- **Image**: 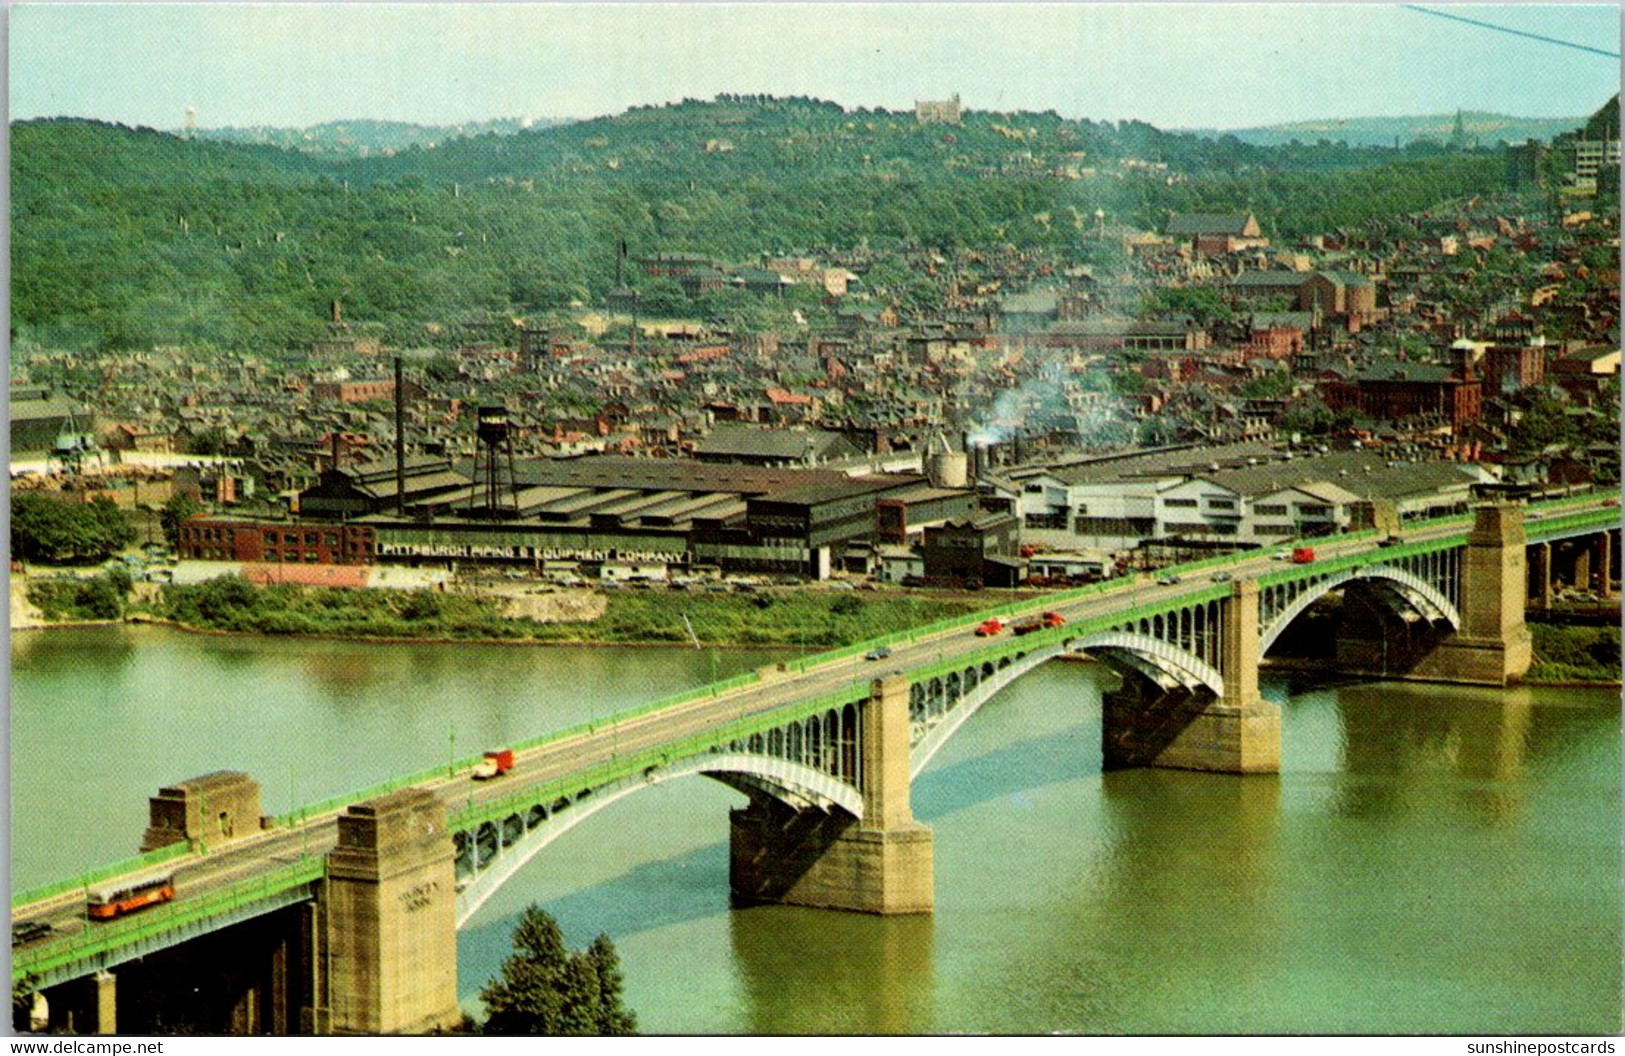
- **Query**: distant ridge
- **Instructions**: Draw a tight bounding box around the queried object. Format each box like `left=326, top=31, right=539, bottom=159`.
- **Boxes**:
left=12, top=97, right=1515, bottom=355
left=190, top=116, right=571, bottom=157
left=1181, top=111, right=1586, bottom=148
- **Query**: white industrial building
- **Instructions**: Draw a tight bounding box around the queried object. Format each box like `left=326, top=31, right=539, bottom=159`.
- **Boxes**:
left=992, top=442, right=1492, bottom=555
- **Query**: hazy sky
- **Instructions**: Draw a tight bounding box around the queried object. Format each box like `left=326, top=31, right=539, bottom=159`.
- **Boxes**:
left=9, top=4, right=1621, bottom=130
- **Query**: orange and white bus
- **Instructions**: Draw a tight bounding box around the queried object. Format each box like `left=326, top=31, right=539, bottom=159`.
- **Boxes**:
left=86, top=873, right=175, bottom=921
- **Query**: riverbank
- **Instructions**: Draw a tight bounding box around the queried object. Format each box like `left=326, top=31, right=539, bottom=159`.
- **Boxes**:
left=22, top=574, right=992, bottom=649
left=17, top=573, right=1620, bottom=684
left=1527, top=619, right=1622, bottom=685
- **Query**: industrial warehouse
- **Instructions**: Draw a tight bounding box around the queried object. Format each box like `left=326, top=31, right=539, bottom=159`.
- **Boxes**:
left=180, top=408, right=981, bottom=580
left=175, top=408, right=1524, bottom=587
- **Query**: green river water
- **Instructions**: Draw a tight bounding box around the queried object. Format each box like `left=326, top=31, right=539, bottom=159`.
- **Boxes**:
left=10, top=626, right=1620, bottom=1034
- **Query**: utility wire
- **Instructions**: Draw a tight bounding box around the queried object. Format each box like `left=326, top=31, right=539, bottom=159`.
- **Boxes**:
left=1404, top=5, right=1621, bottom=59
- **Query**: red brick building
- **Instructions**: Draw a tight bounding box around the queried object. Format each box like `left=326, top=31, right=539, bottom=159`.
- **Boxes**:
left=1243, top=325, right=1305, bottom=361
left=179, top=517, right=375, bottom=565
left=1482, top=343, right=1546, bottom=394
left=1165, top=213, right=1268, bottom=256
left=310, top=377, right=395, bottom=403
left=1339, top=361, right=1483, bottom=433
left=1301, top=271, right=1377, bottom=317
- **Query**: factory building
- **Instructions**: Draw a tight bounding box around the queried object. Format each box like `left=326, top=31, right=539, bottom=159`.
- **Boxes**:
left=283, top=456, right=980, bottom=580
left=297, top=455, right=472, bottom=519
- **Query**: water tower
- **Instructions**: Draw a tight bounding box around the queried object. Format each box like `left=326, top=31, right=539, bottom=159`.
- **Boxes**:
left=466, top=405, right=519, bottom=519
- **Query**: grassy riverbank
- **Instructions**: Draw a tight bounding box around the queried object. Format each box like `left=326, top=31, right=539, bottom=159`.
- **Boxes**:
left=150, top=576, right=990, bottom=647
left=23, top=569, right=131, bottom=622
left=31, top=573, right=1618, bottom=683
left=1527, top=620, right=1622, bottom=685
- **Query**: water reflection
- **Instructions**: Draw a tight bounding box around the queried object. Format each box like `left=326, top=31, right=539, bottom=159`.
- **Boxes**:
left=1330, top=683, right=1546, bottom=824
left=1097, top=772, right=1284, bottom=999
left=11, top=625, right=138, bottom=676
left=912, top=731, right=1086, bottom=821
left=300, top=649, right=387, bottom=702
left=730, top=907, right=934, bottom=1034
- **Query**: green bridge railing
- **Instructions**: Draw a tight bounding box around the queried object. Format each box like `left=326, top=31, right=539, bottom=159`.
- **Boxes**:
left=447, top=680, right=875, bottom=833
left=449, top=579, right=1247, bottom=832
left=1255, top=534, right=1461, bottom=590
left=13, top=857, right=323, bottom=983
left=11, top=840, right=195, bottom=911
left=1527, top=507, right=1619, bottom=541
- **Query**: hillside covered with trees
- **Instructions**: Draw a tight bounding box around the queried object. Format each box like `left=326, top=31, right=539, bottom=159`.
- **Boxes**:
left=193, top=116, right=567, bottom=158
left=13, top=97, right=1510, bottom=353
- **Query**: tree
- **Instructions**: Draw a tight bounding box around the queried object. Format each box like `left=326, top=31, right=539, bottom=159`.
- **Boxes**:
left=10, top=492, right=71, bottom=563
left=1281, top=398, right=1340, bottom=437
left=187, top=426, right=230, bottom=456
left=585, top=934, right=637, bottom=1035
left=636, top=277, right=689, bottom=316
left=1239, top=369, right=1293, bottom=400
left=160, top=493, right=203, bottom=548
left=1510, top=392, right=1581, bottom=455
left=480, top=905, right=636, bottom=1036
left=10, top=492, right=136, bottom=564
left=84, top=496, right=137, bottom=558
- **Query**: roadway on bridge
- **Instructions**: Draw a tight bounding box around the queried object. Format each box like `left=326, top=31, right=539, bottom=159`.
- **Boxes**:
left=14, top=501, right=1609, bottom=961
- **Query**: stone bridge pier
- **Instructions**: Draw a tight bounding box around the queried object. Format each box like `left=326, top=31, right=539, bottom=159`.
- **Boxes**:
left=1102, top=580, right=1281, bottom=775
left=1406, top=504, right=1532, bottom=685
left=315, top=788, right=461, bottom=1034
left=729, top=676, right=934, bottom=914
left=36, top=781, right=465, bottom=1036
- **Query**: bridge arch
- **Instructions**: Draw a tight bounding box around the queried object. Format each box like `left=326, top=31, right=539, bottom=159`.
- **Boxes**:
left=1259, top=564, right=1460, bottom=654
left=1064, top=630, right=1225, bottom=696
left=909, top=625, right=1227, bottom=777
left=454, top=750, right=865, bottom=926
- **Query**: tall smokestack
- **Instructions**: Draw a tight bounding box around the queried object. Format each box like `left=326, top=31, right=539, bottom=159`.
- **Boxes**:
left=394, top=356, right=406, bottom=517
left=331, top=299, right=342, bottom=325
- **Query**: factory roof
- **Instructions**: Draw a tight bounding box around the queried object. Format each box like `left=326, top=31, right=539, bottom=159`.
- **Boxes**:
left=502, top=456, right=850, bottom=496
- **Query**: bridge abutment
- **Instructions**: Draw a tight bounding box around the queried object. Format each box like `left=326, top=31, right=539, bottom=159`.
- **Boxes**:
left=1103, top=581, right=1280, bottom=774
left=320, top=789, right=459, bottom=1035
left=729, top=676, right=933, bottom=914
left=1406, top=504, right=1532, bottom=686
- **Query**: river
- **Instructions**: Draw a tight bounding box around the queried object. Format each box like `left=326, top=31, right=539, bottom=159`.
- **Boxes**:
left=10, top=626, right=1621, bottom=1034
